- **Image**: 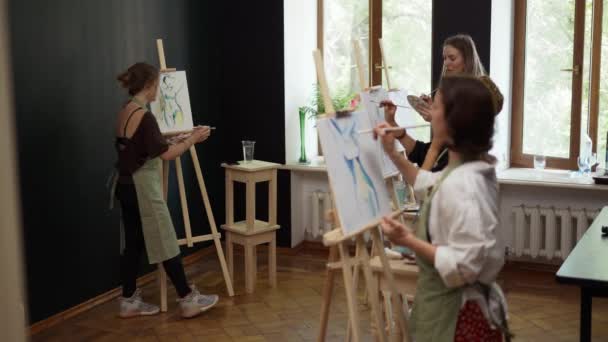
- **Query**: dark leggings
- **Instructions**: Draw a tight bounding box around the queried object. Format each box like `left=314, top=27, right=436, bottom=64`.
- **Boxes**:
left=117, top=183, right=191, bottom=298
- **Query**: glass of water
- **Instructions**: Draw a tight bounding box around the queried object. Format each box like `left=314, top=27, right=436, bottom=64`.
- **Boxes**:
left=533, top=155, right=546, bottom=170
left=242, top=141, right=255, bottom=163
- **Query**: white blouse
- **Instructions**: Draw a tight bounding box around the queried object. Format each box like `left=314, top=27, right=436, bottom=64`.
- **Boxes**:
left=413, top=161, right=505, bottom=319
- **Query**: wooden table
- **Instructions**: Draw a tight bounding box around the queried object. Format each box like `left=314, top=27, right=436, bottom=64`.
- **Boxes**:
left=556, top=206, right=608, bottom=342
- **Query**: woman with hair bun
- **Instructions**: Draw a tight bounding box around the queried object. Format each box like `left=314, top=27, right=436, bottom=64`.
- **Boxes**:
left=375, top=75, right=511, bottom=341
left=113, top=62, right=218, bottom=319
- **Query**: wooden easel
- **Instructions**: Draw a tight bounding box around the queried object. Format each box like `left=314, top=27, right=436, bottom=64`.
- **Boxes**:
left=378, top=38, right=393, bottom=91
left=155, top=39, right=234, bottom=312
left=313, top=49, right=411, bottom=342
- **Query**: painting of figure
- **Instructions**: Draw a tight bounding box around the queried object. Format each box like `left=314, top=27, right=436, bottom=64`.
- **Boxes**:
left=150, top=71, right=194, bottom=134
left=317, top=111, right=393, bottom=236
left=360, top=87, right=404, bottom=177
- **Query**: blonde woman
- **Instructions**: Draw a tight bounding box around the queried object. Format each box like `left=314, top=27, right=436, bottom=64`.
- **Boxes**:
left=383, top=34, right=487, bottom=172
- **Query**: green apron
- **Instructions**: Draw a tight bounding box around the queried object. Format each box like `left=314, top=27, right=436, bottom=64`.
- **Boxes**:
left=410, top=163, right=463, bottom=342
left=130, top=157, right=180, bottom=264
left=109, top=157, right=180, bottom=264
left=108, top=101, right=180, bottom=264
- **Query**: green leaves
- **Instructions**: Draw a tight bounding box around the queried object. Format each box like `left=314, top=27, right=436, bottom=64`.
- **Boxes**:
left=300, top=83, right=357, bottom=119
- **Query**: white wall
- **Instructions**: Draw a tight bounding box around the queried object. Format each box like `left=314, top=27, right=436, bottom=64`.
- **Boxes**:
left=284, top=0, right=318, bottom=163
left=490, top=0, right=514, bottom=170
left=0, top=0, right=27, bottom=339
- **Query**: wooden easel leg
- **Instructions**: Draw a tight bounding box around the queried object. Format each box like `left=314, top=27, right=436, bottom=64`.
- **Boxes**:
left=175, top=157, right=194, bottom=247
left=382, top=291, right=393, bottom=338
left=158, top=264, right=168, bottom=312
left=269, top=233, right=277, bottom=287
left=338, top=241, right=362, bottom=342
left=356, top=235, right=387, bottom=342
left=189, top=148, right=235, bottom=296
left=391, top=294, right=404, bottom=342
left=371, top=229, right=410, bottom=342
left=318, top=246, right=337, bottom=342
left=347, top=243, right=362, bottom=341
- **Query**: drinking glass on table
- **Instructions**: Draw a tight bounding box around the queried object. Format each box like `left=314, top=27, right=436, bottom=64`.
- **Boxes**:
left=533, top=155, right=546, bottom=170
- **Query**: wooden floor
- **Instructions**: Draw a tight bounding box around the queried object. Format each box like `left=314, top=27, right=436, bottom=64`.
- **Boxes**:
left=31, top=246, right=608, bottom=341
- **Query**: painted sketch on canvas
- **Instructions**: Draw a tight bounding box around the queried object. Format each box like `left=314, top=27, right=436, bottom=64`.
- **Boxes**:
left=360, top=86, right=388, bottom=128
left=317, top=111, right=393, bottom=236
left=150, top=71, right=194, bottom=134
left=360, top=87, right=403, bottom=178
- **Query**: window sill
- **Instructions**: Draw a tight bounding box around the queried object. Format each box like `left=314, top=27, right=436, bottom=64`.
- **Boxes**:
left=497, top=168, right=608, bottom=191
left=281, top=157, right=327, bottom=173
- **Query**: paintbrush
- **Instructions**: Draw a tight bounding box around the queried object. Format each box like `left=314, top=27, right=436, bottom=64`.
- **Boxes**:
left=357, top=124, right=430, bottom=134
left=370, top=100, right=411, bottom=109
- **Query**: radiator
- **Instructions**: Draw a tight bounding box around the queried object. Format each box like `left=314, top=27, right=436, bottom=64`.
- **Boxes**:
left=512, top=206, right=599, bottom=261
left=308, top=190, right=333, bottom=238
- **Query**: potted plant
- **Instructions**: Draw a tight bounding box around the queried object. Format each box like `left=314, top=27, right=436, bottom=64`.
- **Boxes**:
left=298, top=84, right=359, bottom=163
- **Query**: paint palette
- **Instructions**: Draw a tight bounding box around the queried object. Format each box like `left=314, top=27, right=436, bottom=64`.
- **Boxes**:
left=406, top=95, right=424, bottom=110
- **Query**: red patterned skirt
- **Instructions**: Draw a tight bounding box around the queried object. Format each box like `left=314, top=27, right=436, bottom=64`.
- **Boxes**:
left=454, top=300, right=503, bottom=342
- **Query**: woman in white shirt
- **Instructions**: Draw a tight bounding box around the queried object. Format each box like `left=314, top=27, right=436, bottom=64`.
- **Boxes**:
left=375, top=75, right=510, bottom=342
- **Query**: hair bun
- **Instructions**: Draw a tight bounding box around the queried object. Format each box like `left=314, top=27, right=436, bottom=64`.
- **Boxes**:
left=117, top=70, right=131, bottom=88
left=116, top=63, right=159, bottom=96
left=478, top=76, right=503, bottom=115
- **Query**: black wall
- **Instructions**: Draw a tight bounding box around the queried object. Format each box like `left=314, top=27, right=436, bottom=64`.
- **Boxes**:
left=9, top=0, right=286, bottom=324
left=431, top=0, right=492, bottom=89
left=214, top=2, right=290, bottom=247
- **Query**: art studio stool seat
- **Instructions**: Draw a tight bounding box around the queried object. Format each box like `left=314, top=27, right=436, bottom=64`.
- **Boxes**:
left=221, top=160, right=281, bottom=294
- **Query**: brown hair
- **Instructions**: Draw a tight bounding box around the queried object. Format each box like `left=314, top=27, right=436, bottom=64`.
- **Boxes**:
left=116, top=62, right=159, bottom=96
left=443, top=34, right=486, bottom=77
left=439, top=75, right=503, bottom=162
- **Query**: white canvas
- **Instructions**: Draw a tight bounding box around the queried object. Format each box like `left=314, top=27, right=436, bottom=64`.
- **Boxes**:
left=317, top=111, right=393, bottom=236
left=388, top=89, right=421, bottom=140
left=360, top=87, right=403, bottom=178
left=150, top=71, right=194, bottom=134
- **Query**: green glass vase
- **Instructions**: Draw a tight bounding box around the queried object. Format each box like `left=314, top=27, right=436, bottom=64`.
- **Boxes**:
left=298, top=108, right=309, bottom=164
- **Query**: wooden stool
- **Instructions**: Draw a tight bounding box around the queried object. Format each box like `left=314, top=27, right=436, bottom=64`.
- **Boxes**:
left=221, top=160, right=281, bottom=293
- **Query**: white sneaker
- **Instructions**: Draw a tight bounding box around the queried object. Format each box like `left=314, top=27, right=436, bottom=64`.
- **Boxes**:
left=119, top=288, right=160, bottom=318
left=177, top=285, right=219, bottom=318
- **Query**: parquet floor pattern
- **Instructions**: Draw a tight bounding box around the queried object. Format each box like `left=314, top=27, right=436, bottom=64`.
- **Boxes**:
left=31, top=247, right=608, bottom=341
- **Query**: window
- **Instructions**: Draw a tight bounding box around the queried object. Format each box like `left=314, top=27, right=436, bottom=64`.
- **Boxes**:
left=319, top=0, right=432, bottom=142
left=322, top=0, right=370, bottom=95
left=511, top=0, right=602, bottom=170
left=596, top=0, right=608, bottom=168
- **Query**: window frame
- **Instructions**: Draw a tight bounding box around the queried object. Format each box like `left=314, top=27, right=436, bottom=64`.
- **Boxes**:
left=317, top=0, right=383, bottom=89
left=510, top=0, right=604, bottom=170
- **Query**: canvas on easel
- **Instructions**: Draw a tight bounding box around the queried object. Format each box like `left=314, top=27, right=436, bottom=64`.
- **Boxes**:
left=317, top=111, right=393, bottom=237
left=359, top=87, right=404, bottom=178
left=314, top=48, right=411, bottom=342
left=150, top=71, right=194, bottom=134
